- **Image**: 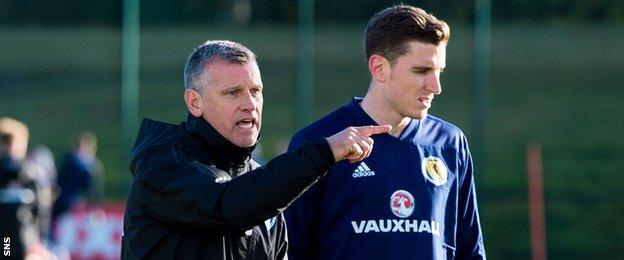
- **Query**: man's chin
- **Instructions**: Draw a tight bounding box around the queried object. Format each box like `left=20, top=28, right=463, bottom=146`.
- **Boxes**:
left=231, top=136, right=258, bottom=148
left=411, top=110, right=428, bottom=120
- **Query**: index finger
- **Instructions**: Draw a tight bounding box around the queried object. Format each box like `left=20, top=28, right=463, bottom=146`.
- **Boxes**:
left=355, top=125, right=392, bottom=136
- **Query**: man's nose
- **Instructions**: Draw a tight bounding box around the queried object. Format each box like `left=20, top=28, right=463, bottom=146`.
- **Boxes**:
left=239, top=91, right=257, bottom=111
left=425, top=73, right=442, bottom=95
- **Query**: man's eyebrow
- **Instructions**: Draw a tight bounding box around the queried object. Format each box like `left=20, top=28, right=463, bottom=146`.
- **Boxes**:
left=221, top=86, right=241, bottom=93
left=220, top=85, right=263, bottom=94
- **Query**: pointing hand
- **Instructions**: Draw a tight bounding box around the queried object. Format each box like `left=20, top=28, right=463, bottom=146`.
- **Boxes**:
left=326, top=125, right=392, bottom=163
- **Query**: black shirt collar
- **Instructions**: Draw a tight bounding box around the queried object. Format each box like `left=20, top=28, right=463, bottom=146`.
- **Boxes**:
left=182, top=114, right=258, bottom=173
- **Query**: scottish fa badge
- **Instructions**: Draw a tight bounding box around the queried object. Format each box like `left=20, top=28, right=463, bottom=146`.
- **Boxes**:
left=421, top=156, right=448, bottom=186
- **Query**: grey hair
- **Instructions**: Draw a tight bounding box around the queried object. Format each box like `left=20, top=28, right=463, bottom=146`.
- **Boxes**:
left=183, top=40, right=256, bottom=93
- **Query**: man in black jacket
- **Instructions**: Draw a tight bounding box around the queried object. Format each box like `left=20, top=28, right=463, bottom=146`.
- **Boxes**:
left=121, top=40, right=390, bottom=259
left=0, top=117, right=40, bottom=259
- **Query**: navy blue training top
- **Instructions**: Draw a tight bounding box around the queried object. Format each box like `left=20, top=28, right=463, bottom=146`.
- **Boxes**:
left=285, top=98, right=486, bottom=260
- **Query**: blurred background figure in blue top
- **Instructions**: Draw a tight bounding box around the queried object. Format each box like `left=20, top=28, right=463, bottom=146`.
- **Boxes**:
left=51, top=131, right=103, bottom=239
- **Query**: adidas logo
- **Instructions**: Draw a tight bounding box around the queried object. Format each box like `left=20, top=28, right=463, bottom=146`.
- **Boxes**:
left=352, top=162, right=375, bottom=178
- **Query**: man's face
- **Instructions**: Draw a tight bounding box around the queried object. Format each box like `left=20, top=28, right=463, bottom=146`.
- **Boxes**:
left=384, top=41, right=446, bottom=119
left=198, top=60, right=263, bottom=147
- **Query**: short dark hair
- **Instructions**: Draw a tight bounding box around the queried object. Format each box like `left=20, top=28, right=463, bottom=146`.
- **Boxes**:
left=184, top=40, right=256, bottom=93
left=364, top=5, right=450, bottom=64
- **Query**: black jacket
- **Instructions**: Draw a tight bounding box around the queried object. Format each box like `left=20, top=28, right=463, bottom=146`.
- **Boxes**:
left=1, top=156, right=39, bottom=260
left=121, top=115, right=334, bottom=260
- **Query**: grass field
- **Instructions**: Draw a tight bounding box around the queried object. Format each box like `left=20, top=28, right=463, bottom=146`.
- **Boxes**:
left=1, top=24, right=623, bottom=259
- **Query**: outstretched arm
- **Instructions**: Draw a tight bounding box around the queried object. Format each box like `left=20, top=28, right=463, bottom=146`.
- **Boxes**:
left=135, top=125, right=390, bottom=233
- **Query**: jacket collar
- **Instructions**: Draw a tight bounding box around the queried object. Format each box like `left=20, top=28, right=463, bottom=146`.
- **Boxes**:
left=182, top=114, right=257, bottom=171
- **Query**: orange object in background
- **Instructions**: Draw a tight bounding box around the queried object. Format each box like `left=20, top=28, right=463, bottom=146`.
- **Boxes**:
left=527, top=143, right=548, bottom=260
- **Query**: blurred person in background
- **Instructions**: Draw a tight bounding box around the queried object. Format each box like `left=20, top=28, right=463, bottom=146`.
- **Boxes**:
left=25, top=145, right=57, bottom=242
left=121, top=40, right=390, bottom=259
left=50, top=131, right=103, bottom=240
left=285, top=5, right=486, bottom=260
left=0, top=117, right=44, bottom=259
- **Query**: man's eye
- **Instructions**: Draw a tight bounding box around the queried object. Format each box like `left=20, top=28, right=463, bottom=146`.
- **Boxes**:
left=226, top=90, right=240, bottom=96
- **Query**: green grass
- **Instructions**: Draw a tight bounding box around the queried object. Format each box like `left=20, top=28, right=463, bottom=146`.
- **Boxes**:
left=1, top=24, right=623, bottom=259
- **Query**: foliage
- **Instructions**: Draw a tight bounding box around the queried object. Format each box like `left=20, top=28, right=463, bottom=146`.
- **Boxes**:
left=1, top=0, right=624, bottom=25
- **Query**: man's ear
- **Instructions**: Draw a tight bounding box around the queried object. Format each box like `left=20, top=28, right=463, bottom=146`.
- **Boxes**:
left=184, top=89, right=203, bottom=117
left=368, top=54, right=391, bottom=83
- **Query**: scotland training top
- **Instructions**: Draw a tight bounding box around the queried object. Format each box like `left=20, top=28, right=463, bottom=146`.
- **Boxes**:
left=285, top=98, right=486, bottom=260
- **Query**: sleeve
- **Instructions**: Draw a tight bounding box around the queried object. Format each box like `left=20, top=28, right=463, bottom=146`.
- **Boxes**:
left=87, top=159, right=104, bottom=207
left=135, top=140, right=335, bottom=234
left=284, top=132, right=327, bottom=260
left=455, top=134, right=487, bottom=259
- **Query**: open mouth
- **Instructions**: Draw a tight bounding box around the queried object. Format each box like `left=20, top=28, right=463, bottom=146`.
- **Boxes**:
left=236, top=118, right=256, bottom=129
left=419, top=98, right=432, bottom=106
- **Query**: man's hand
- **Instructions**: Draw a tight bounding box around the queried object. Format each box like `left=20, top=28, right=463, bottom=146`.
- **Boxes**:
left=326, top=125, right=391, bottom=163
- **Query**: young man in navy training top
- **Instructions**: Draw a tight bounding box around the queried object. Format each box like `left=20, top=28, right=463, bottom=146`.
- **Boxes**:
left=285, top=5, right=486, bottom=260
